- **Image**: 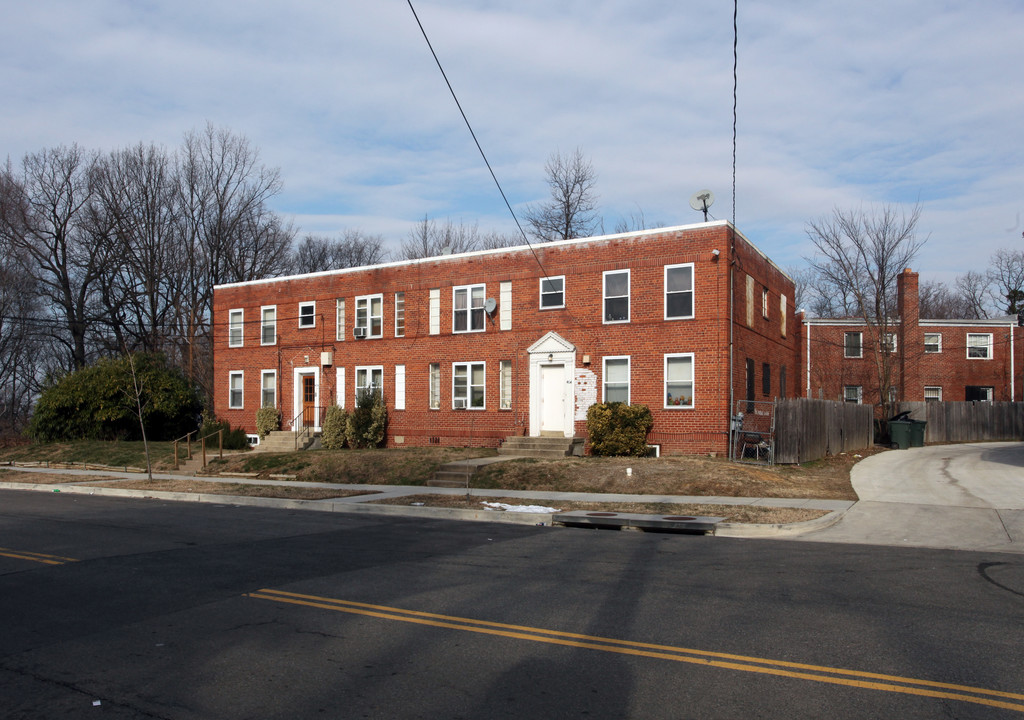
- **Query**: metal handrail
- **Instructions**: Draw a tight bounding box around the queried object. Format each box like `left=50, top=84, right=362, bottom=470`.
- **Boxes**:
left=291, top=407, right=324, bottom=450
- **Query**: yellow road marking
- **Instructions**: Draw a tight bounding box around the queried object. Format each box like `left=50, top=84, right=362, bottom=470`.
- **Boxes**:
left=0, top=547, right=78, bottom=565
left=246, top=588, right=1024, bottom=713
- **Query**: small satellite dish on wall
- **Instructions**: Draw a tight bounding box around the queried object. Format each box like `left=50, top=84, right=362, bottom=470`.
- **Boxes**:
left=484, top=297, right=498, bottom=315
left=689, top=189, right=715, bottom=222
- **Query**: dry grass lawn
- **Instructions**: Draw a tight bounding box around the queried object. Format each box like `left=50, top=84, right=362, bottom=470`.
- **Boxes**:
left=88, top=478, right=375, bottom=500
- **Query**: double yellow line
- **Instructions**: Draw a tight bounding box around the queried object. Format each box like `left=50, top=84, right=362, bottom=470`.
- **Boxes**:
left=0, top=547, right=77, bottom=565
left=246, top=588, right=1024, bottom=713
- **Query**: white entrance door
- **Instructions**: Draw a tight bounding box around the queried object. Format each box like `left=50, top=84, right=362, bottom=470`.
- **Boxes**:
left=540, top=364, right=566, bottom=435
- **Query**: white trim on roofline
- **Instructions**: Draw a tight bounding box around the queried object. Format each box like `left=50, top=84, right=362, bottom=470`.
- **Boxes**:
left=214, top=220, right=776, bottom=290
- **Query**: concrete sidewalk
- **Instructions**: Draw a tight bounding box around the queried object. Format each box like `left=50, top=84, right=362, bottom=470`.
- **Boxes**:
left=791, top=442, right=1024, bottom=554
left=0, top=465, right=852, bottom=537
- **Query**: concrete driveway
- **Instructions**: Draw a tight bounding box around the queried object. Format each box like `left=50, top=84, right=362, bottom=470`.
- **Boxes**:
left=796, top=442, right=1024, bottom=553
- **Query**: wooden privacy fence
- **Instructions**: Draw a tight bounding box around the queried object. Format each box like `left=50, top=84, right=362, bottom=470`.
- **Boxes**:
left=897, top=401, right=1024, bottom=443
left=774, top=398, right=874, bottom=464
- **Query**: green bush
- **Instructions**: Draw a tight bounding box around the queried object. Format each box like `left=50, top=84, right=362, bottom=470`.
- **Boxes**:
left=28, top=353, right=203, bottom=442
left=321, top=405, right=348, bottom=450
left=346, top=388, right=388, bottom=449
left=586, top=402, right=653, bottom=457
left=198, top=413, right=250, bottom=450
left=255, top=406, right=280, bottom=439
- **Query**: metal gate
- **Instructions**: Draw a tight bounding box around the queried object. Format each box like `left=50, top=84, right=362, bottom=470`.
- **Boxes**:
left=730, top=400, right=776, bottom=464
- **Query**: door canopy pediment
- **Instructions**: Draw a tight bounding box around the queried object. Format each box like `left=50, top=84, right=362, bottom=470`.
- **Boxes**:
left=527, top=331, right=575, bottom=355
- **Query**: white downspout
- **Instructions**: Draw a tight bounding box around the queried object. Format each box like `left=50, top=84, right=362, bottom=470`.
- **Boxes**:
left=805, top=319, right=811, bottom=398
left=1011, top=323, right=1016, bottom=401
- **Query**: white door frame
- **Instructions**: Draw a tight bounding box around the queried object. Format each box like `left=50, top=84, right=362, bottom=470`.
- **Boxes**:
left=292, top=366, right=321, bottom=430
left=527, top=332, right=576, bottom=438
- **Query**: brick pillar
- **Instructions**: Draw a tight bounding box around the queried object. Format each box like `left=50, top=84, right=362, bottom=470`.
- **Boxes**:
left=897, top=268, right=921, bottom=401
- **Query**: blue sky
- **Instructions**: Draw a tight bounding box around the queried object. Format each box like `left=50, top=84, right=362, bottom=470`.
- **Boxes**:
left=2, top=1, right=1022, bottom=282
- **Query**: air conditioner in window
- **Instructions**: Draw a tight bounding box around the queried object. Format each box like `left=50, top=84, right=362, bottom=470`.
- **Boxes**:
left=353, top=326, right=366, bottom=339
left=453, top=398, right=468, bottom=409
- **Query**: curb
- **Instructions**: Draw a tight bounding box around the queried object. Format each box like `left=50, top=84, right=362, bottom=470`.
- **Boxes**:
left=715, top=505, right=852, bottom=538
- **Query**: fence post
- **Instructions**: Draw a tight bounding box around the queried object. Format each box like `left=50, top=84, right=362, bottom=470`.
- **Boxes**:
left=218, top=428, right=223, bottom=460
left=173, top=440, right=179, bottom=470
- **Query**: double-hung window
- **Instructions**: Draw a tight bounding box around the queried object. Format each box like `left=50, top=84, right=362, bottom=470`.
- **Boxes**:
left=261, top=370, right=276, bottom=408
left=603, top=357, right=630, bottom=403
left=499, top=360, right=512, bottom=409
left=881, top=333, right=897, bottom=353
left=924, top=332, right=941, bottom=353
left=664, top=264, right=694, bottom=320
left=355, top=366, right=383, bottom=406
left=355, top=294, right=383, bottom=338
left=228, top=309, right=243, bottom=347
left=540, top=276, right=565, bottom=309
left=395, top=292, right=405, bottom=337
left=844, top=386, right=862, bottom=404
left=664, top=354, right=694, bottom=408
left=261, top=306, right=276, bottom=345
left=335, top=299, right=345, bottom=341
left=844, top=332, right=863, bottom=358
left=603, top=270, right=630, bottom=323
left=229, top=371, right=244, bottom=409
left=453, top=362, right=485, bottom=409
left=967, top=333, right=992, bottom=359
left=453, top=284, right=486, bottom=333
left=298, top=301, right=316, bottom=329
left=429, top=363, right=441, bottom=410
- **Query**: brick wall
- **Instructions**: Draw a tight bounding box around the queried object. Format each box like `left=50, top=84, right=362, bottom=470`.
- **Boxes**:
left=212, top=222, right=800, bottom=455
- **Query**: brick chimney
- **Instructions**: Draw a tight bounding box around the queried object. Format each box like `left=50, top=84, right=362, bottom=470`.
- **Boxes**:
left=896, top=268, right=921, bottom=402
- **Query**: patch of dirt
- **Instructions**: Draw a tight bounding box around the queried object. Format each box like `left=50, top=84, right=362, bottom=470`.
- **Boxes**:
left=0, top=470, right=112, bottom=484
left=89, top=478, right=377, bottom=500
left=372, top=494, right=828, bottom=525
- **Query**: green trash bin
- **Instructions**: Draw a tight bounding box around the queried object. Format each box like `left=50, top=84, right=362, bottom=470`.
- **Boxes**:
left=889, top=420, right=911, bottom=450
left=909, top=419, right=927, bottom=447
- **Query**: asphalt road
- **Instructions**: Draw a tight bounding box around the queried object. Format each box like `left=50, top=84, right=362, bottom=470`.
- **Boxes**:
left=2, top=490, right=1023, bottom=719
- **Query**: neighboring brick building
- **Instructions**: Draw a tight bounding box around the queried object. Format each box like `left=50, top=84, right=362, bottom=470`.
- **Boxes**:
left=799, top=268, right=1022, bottom=407
left=211, top=221, right=798, bottom=455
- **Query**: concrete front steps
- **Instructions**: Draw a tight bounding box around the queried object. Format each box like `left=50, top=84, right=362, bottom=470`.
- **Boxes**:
left=497, top=435, right=584, bottom=459
left=255, top=430, right=317, bottom=453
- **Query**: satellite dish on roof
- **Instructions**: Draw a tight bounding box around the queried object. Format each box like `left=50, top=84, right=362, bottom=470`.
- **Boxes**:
left=484, top=297, right=497, bottom=315
left=689, top=189, right=715, bottom=222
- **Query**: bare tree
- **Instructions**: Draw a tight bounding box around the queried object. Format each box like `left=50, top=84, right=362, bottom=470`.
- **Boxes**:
left=613, top=206, right=660, bottom=234
left=0, top=145, right=112, bottom=370
left=478, top=230, right=522, bottom=251
left=987, top=248, right=1024, bottom=315
left=956, top=270, right=992, bottom=319
left=399, top=215, right=480, bottom=259
left=292, top=230, right=387, bottom=274
left=523, top=148, right=600, bottom=242
left=0, top=230, right=43, bottom=433
left=805, top=204, right=926, bottom=414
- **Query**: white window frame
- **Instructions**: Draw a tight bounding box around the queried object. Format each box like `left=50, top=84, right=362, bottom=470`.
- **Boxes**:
left=395, top=292, right=405, bottom=338
left=429, top=289, right=440, bottom=335
left=602, top=356, right=630, bottom=404
left=924, top=332, right=942, bottom=354
left=664, top=353, right=694, bottom=409
left=260, top=306, right=276, bottom=346
left=540, top=276, right=565, bottom=309
left=844, top=385, right=862, bottom=404
left=881, top=333, right=897, bottom=353
left=228, top=309, right=244, bottom=347
left=924, top=386, right=942, bottom=402
left=499, top=360, right=512, bottom=410
left=336, top=366, right=346, bottom=408
left=664, top=263, right=694, bottom=320
left=761, top=287, right=769, bottom=320
left=967, top=333, right=993, bottom=359
left=603, top=270, right=630, bottom=324
left=453, top=284, right=486, bottom=333
left=298, top=301, right=316, bottom=329
left=355, top=366, right=384, bottom=406
left=261, top=370, right=276, bottom=409
left=229, top=371, right=244, bottom=409
left=844, top=331, right=863, bottom=359
left=355, top=294, right=383, bottom=339
left=429, top=363, right=441, bottom=410
left=452, top=361, right=486, bottom=409
left=335, top=298, right=345, bottom=342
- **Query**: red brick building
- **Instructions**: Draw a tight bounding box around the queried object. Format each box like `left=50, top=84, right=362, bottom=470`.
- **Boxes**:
left=212, top=222, right=798, bottom=455
left=799, top=268, right=1022, bottom=407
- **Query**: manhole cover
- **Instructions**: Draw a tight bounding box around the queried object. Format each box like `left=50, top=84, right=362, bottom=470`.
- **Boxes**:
left=586, top=512, right=619, bottom=517
left=662, top=516, right=697, bottom=521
